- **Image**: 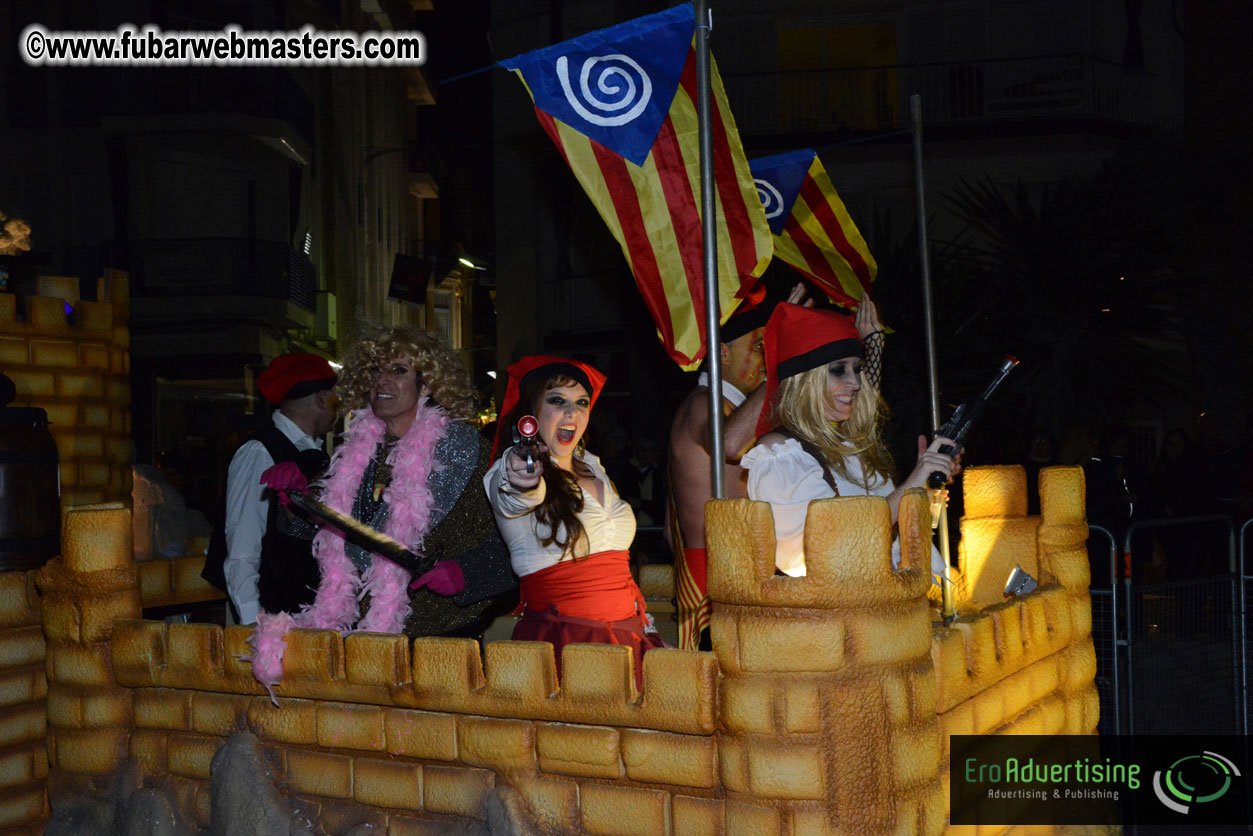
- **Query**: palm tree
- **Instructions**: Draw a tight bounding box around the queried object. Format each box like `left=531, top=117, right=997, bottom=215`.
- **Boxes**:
left=943, top=169, right=1187, bottom=451
left=863, top=211, right=1000, bottom=467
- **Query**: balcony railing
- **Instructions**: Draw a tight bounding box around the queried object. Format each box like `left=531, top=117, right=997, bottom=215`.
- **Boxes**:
left=724, top=54, right=1173, bottom=136
left=129, top=238, right=317, bottom=312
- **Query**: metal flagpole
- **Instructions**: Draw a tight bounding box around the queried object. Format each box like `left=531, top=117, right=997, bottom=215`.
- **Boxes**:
left=911, top=93, right=954, bottom=623
left=695, top=0, right=725, bottom=499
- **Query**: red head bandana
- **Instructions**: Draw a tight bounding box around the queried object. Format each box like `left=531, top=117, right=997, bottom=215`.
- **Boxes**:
left=257, top=353, right=338, bottom=404
left=492, top=355, right=607, bottom=459
left=720, top=282, right=768, bottom=344
left=757, top=303, right=862, bottom=435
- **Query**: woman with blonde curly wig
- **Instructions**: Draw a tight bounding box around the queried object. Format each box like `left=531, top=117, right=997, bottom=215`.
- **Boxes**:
left=334, top=328, right=475, bottom=421
left=248, top=327, right=514, bottom=695
left=741, top=303, right=958, bottom=579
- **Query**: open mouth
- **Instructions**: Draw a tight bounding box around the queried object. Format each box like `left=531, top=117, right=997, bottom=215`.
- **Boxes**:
left=556, top=426, right=576, bottom=445
left=830, top=395, right=855, bottom=415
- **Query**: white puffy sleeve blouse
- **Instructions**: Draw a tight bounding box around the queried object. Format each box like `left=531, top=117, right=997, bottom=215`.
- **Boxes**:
left=741, top=438, right=946, bottom=581
left=483, top=450, right=636, bottom=577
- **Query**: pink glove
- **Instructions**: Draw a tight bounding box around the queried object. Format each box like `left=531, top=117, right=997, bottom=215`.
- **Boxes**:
left=409, top=560, right=465, bottom=596
left=260, top=461, right=307, bottom=508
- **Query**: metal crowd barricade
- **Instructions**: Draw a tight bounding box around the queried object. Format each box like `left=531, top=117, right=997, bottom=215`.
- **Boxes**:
left=1121, top=515, right=1239, bottom=735
left=1087, top=524, right=1120, bottom=735
left=1241, top=518, right=1252, bottom=736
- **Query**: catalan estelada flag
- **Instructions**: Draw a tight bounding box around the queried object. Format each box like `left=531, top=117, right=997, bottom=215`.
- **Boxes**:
left=667, top=472, right=709, bottom=652
left=750, top=149, right=877, bottom=307
left=501, top=3, right=772, bottom=369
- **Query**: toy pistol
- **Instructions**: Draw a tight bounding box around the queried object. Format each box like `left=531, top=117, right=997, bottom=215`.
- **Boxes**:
left=512, top=414, right=540, bottom=474
left=928, top=355, right=1020, bottom=489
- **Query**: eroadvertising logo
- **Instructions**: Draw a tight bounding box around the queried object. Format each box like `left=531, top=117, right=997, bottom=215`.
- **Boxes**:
left=1152, top=751, right=1242, bottom=815
left=950, top=735, right=1250, bottom=827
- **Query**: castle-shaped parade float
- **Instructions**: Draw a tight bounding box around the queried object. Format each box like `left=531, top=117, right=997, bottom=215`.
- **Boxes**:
left=0, top=277, right=1104, bottom=835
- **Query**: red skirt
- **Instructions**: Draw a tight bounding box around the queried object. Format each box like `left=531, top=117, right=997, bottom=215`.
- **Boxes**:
left=513, top=550, right=665, bottom=689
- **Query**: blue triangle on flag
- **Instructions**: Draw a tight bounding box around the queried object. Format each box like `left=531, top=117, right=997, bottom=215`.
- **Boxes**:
left=501, top=3, right=694, bottom=166
left=749, top=149, right=816, bottom=235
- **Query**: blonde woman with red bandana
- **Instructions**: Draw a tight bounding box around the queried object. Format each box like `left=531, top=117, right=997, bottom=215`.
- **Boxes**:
left=485, top=356, right=663, bottom=688
left=743, top=303, right=958, bottom=578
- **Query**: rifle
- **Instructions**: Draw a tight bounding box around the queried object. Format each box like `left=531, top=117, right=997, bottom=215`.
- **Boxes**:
left=928, top=355, right=1020, bottom=489
left=285, top=491, right=432, bottom=576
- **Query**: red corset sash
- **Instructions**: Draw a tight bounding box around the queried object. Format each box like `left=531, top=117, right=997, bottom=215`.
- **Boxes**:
left=518, top=550, right=644, bottom=622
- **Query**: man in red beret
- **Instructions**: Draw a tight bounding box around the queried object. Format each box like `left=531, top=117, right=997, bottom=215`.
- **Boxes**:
left=204, top=353, right=338, bottom=624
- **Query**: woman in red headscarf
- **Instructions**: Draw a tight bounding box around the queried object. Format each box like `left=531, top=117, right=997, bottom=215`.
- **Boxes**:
left=485, top=356, right=663, bottom=686
left=742, top=303, right=959, bottom=578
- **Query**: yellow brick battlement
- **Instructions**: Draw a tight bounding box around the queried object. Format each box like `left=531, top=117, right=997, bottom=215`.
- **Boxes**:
left=110, top=622, right=717, bottom=736
left=939, top=466, right=1095, bottom=701
left=136, top=556, right=223, bottom=609
left=3, top=465, right=1101, bottom=835
left=703, top=490, right=947, bottom=834
left=932, top=465, right=1099, bottom=827
left=706, top=490, right=936, bottom=611
left=932, top=585, right=1075, bottom=712
left=0, top=273, right=133, bottom=507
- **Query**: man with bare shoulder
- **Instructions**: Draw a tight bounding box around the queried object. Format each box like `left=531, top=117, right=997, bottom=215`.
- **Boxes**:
left=667, top=286, right=880, bottom=649
left=667, top=286, right=782, bottom=650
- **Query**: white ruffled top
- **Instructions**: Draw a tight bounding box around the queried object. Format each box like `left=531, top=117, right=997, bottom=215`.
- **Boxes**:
left=484, top=450, right=636, bottom=577
left=741, top=438, right=946, bottom=580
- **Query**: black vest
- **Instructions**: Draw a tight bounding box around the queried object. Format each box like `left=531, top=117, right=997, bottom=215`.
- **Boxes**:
left=203, top=423, right=329, bottom=615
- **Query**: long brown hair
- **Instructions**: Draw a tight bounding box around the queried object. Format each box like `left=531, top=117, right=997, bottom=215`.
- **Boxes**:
left=496, top=373, right=595, bottom=559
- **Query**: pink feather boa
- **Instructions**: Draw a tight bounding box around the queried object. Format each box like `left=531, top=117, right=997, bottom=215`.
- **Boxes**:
left=249, top=400, right=448, bottom=698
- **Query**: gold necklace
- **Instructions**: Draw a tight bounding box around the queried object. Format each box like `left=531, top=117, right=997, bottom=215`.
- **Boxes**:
left=372, top=435, right=398, bottom=503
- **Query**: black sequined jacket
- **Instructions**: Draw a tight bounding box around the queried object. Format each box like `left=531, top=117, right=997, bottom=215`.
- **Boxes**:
left=342, top=420, right=515, bottom=637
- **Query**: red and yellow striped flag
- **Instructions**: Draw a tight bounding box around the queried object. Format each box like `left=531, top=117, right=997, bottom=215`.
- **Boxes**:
left=750, top=149, right=877, bottom=307
left=502, top=3, right=772, bottom=369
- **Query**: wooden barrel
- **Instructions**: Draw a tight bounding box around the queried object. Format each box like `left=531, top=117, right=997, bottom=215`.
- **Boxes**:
left=0, top=374, right=60, bottom=572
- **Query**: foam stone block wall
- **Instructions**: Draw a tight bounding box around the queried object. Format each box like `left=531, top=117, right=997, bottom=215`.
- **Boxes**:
left=119, top=687, right=727, bottom=834
left=933, top=466, right=1100, bottom=828
left=137, top=555, right=223, bottom=609
left=954, top=465, right=1043, bottom=608
left=21, top=472, right=1100, bottom=835
left=108, top=628, right=721, bottom=833
left=36, top=504, right=141, bottom=799
left=0, top=272, right=133, bottom=507
left=112, top=625, right=716, bottom=736
left=706, top=490, right=946, bottom=836
left=0, top=571, right=48, bottom=835
left=107, top=605, right=719, bottom=834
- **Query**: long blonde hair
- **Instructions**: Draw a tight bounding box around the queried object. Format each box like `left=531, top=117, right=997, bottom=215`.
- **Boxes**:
left=768, top=363, right=894, bottom=487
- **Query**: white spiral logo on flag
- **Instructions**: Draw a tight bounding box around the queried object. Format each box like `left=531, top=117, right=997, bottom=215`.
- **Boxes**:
left=556, top=53, right=652, bottom=127
left=755, top=179, right=785, bottom=219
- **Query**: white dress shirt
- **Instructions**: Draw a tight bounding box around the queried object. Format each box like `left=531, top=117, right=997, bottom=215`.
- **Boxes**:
left=484, top=450, right=636, bottom=577
left=223, top=411, right=324, bottom=624
left=741, top=438, right=946, bottom=580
